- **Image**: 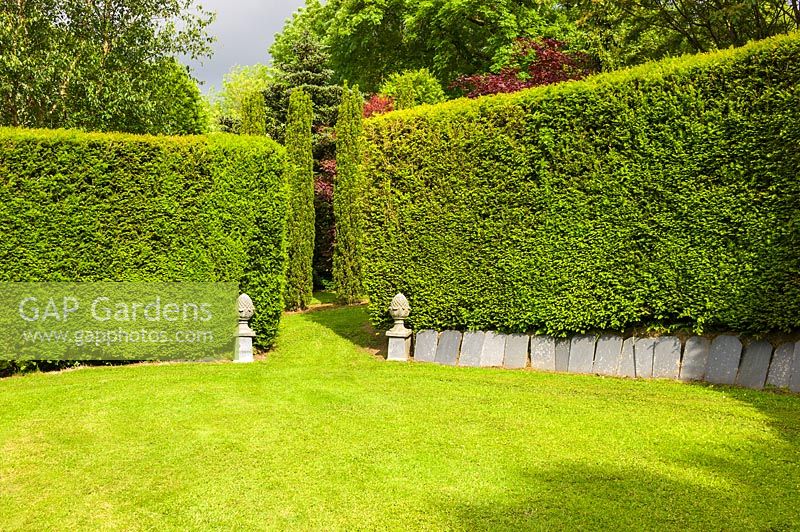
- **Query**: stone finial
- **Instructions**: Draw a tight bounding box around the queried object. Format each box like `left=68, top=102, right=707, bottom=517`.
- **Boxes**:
left=235, top=293, right=256, bottom=363
left=237, top=293, right=255, bottom=321
left=386, top=293, right=412, bottom=362
left=388, top=293, right=411, bottom=322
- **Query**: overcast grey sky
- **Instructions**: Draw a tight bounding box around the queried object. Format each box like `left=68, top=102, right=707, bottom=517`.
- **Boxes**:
left=187, top=0, right=307, bottom=91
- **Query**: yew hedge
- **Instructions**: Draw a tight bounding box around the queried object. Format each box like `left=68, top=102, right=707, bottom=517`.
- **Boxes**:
left=361, top=34, right=800, bottom=335
left=0, top=129, right=287, bottom=346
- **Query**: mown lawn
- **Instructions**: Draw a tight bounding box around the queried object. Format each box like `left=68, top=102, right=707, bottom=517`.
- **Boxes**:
left=1, top=304, right=799, bottom=530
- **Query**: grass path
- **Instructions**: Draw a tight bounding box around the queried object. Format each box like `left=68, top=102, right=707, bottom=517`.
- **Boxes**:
left=1, top=304, right=799, bottom=530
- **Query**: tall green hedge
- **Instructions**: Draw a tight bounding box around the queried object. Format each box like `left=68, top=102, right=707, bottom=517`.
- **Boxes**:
left=0, top=128, right=287, bottom=346
left=283, top=89, right=315, bottom=310
left=362, top=34, right=800, bottom=335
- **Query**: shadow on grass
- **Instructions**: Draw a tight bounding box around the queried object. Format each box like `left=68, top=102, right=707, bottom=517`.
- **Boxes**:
left=440, top=456, right=800, bottom=530
left=439, top=384, right=800, bottom=529
left=303, top=304, right=387, bottom=356
left=716, top=383, right=800, bottom=447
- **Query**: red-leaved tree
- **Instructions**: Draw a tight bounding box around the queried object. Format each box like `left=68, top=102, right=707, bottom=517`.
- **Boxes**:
left=452, top=38, right=593, bottom=98
left=314, top=150, right=336, bottom=288
left=363, top=94, right=395, bottom=118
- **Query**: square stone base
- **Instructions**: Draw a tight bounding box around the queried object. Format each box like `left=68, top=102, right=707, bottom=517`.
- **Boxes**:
left=235, top=336, right=254, bottom=363
left=387, top=336, right=411, bottom=362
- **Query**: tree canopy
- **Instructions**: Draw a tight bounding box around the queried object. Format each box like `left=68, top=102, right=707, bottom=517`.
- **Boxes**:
left=271, top=0, right=573, bottom=93
left=378, top=69, right=446, bottom=109
left=272, top=0, right=800, bottom=93
left=206, top=64, right=273, bottom=132
left=264, top=31, right=342, bottom=141
left=564, top=0, right=800, bottom=68
left=0, top=0, right=213, bottom=134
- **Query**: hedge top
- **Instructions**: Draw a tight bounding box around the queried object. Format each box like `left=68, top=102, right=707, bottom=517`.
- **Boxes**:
left=365, top=32, right=800, bottom=126
left=0, top=126, right=285, bottom=152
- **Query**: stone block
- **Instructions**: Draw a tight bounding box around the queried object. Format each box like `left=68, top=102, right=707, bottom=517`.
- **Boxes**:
left=617, top=337, right=636, bottom=378
left=568, top=335, right=596, bottom=374
left=593, top=335, right=623, bottom=376
left=791, top=341, right=800, bottom=394
left=705, top=335, right=742, bottom=385
left=555, top=338, right=570, bottom=372
left=531, top=336, right=556, bottom=371
left=504, top=334, right=529, bottom=369
left=652, top=336, right=682, bottom=379
left=766, top=342, right=793, bottom=389
left=435, top=331, right=462, bottom=366
left=459, top=331, right=485, bottom=368
left=480, top=331, right=505, bottom=367
left=735, top=340, right=772, bottom=390
left=635, top=337, right=655, bottom=379
left=414, top=330, right=438, bottom=363
left=531, top=336, right=556, bottom=372
left=680, top=337, right=710, bottom=382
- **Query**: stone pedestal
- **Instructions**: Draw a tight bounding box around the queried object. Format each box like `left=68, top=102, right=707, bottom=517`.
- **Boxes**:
left=234, top=293, right=256, bottom=363
left=235, top=321, right=256, bottom=363
left=387, top=328, right=412, bottom=362
left=386, top=293, right=412, bottom=362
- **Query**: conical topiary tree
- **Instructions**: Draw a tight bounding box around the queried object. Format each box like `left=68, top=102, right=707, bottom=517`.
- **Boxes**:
left=333, top=84, right=365, bottom=304
left=263, top=31, right=342, bottom=142
left=283, top=89, right=315, bottom=310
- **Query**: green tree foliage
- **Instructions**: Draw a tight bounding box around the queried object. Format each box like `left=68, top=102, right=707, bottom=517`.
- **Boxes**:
left=615, top=0, right=799, bottom=52
left=0, top=128, right=288, bottom=346
left=206, top=64, right=273, bottom=132
left=273, top=0, right=572, bottom=93
left=283, top=90, right=316, bottom=310
left=564, top=0, right=800, bottom=70
left=563, top=3, right=694, bottom=70
left=333, top=86, right=366, bottom=304
left=275, top=1, right=800, bottom=92
left=0, top=0, right=213, bottom=134
left=240, top=92, right=267, bottom=136
left=150, top=60, right=210, bottom=135
left=270, top=0, right=332, bottom=67
left=360, top=35, right=800, bottom=335
left=267, top=30, right=342, bottom=288
left=378, top=69, right=447, bottom=110
left=264, top=31, right=342, bottom=141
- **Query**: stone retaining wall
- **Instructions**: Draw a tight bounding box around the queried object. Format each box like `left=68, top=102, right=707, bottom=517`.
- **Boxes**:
left=410, top=331, right=800, bottom=392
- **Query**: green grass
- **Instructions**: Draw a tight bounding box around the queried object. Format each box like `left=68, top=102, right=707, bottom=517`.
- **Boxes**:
left=307, top=290, right=338, bottom=306
left=1, top=304, right=799, bottom=530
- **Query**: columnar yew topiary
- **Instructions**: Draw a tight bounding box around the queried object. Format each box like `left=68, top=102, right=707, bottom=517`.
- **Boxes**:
left=240, top=92, right=267, bottom=136
left=283, top=89, right=316, bottom=310
left=361, top=34, right=800, bottom=335
left=333, top=85, right=366, bottom=304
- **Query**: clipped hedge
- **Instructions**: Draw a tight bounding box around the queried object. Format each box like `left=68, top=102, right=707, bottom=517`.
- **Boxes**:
left=0, top=128, right=287, bottom=346
left=362, top=34, right=800, bottom=335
